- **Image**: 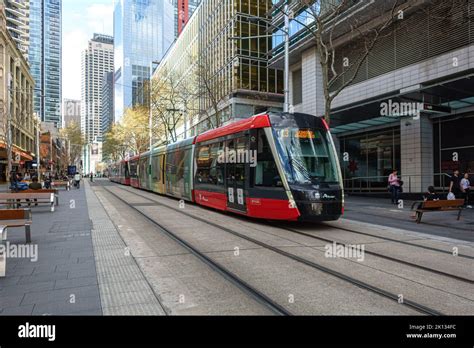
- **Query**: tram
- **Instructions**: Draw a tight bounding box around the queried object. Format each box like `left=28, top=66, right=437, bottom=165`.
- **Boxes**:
left=109, top=159, right=131, bottom=186
left=109, top=112, right=344, bottom=221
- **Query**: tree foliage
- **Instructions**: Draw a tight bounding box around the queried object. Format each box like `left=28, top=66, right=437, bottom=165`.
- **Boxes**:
left=59, top=121, right=85, bottom=165
left=277, top=0, right=402, bottom=124
left=102, top=106, right=153, bottom=161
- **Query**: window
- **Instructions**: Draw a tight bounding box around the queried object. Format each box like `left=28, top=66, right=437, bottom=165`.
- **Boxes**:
left=292, top=69, right=302, bottom=105
left=152, top=154, right=161, bottom=182
left=254, top=129, right=282, bottom=187
left=196, top=142, right=225, bottom=186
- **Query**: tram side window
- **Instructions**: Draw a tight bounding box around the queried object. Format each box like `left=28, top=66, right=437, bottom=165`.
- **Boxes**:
left=139, top=158, right=147, bottom=179
left=255, top=129, right=282, bottom=187
left=129, top=161, right=138, bottom=178
left=196, top=145, right=210, bottom=184
left=152, top=155, right=161, bottom=182
left=209, top=142, right=224, bottom=186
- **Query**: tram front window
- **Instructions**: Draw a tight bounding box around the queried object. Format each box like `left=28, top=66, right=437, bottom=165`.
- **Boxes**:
left=273, top=128, right=339, bottom=185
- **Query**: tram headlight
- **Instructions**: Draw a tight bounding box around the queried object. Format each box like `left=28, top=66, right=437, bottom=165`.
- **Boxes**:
left=314, top=192, right=321, bottom=200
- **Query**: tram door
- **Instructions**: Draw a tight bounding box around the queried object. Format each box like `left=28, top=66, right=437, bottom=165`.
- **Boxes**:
left=226, top=137, right=247, bottom=212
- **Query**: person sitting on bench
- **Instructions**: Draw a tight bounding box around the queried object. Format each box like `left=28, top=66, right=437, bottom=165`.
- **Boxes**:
left=27, top=176, right=43, bottom=207
left=28, top=177, right=42, bottom=190
left=411, top=186, right=441, bottom=218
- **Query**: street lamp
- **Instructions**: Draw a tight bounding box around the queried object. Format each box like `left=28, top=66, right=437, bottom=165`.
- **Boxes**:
left=149, top=60, right=160, bottom=187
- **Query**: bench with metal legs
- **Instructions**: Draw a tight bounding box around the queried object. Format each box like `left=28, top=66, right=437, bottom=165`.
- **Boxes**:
left=0, top=209, right=33, bottom=244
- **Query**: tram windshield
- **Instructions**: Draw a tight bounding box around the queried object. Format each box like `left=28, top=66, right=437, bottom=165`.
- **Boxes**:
left=273, top=127, right=339, bottom=185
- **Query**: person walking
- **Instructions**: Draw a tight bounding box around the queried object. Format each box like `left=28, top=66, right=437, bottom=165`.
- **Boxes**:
left=448, top=170, right=462, bottom=199
left=90, top=172, right=94, bottom=182
left=74, top=172, right=81, bottom=189
left=388, top=169, right=401, bottom=204
left=460, top=173, right=472, bottom=208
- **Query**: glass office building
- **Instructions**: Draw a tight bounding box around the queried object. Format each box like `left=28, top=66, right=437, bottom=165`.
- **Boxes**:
left=114, top=0, right=175, bottom=123
left=29, top=0, right=62, bottom=127
left=153, top=0, right=283, bottom=140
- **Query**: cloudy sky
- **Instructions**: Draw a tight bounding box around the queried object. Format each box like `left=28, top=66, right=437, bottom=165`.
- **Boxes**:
left=62, top=0, right=114, bottom=100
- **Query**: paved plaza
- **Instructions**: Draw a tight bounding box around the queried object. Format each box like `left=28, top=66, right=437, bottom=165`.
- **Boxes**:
left=1, top=179, right=473, bottom=316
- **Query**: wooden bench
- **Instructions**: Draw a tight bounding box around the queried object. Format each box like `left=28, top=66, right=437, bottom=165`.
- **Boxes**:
left=21, top=189, right=59, bottom=206
left=51, top=180, right=70, bottom=191
left=411, top=199, right=464, bottom=223
left=0, top=192, right=56, bottom=212
left=0, top=209, right=33, bottom=243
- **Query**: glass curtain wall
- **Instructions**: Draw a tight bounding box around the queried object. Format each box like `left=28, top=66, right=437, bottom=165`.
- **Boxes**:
left=340, top=127, right=401, bottom=192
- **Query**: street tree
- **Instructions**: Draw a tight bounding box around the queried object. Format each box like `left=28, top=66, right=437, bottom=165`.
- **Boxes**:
left=121, top=106, right=151, bottom=155
left=150, top=70, right=186, bottom=143
left=276, top=0, right=403, bottom=124
left=102, top=123, right=126, bottom=162
left=59, top=121, right=85, bottom=166
left=192, top=54, right=227, bottom=130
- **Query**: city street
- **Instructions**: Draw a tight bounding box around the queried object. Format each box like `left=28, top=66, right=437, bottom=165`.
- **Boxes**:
left=1, top=0, right=474, bottom=345
left=2, top=179, right=472, bottom=316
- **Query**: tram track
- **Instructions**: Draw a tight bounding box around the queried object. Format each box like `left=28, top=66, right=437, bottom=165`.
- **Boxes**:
left=101, top=186, right=292, bottom=316
left=115, top=184, right=474, bottom=283
left=105, top=184, right=446, bottom=316
left=270, top=224, right=473, bottom=285
left=320, top=222, right=474, bottom=261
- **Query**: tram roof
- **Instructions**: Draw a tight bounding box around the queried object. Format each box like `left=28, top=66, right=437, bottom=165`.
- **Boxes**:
left=196, top=114, right=271, bottom=143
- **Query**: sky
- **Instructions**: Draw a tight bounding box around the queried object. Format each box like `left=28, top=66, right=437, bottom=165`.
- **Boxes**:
left=62, top=0, right=115, bottom=101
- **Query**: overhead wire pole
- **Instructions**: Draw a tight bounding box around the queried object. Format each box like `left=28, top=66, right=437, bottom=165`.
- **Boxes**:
left=149, top=60, right=160, bottom=188
left=283, top=3, right=290, bottom=113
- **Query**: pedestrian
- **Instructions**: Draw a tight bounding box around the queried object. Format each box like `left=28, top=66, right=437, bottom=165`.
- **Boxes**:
left=388, top=169, right=401, bottom=204
left=74, top=172, right=81, bottom=189
left=90, top=172, right=94, bottom=182
left=44, top=173, right=51, bottom=189
left=460, top=173, right=472, bottom=208
left=448, top=170, right=462, bottom=200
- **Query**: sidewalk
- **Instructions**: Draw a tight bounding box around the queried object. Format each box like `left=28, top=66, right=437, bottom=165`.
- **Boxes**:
left=344, top=195, right=474, bottom=242
left=0, top=180, right=164, bottom=315
left=0, top=183, right=101, bottom=315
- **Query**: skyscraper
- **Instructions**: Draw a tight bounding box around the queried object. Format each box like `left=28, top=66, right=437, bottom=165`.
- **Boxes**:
left=29, top=0, right=62, bottom=127
left=175, top=0, right=201, bottom=37
left=114, top=0, right=175, bottom=123
left=62, top=99, right=81, bottom=128
left=4, top=0, right=30, bottom=57
left=100, top=72, right=114, bottom=136
left=81, top=34, right=114, bottom=144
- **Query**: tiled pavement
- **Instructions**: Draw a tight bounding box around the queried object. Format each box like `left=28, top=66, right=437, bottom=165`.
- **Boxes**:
left=0, top=183, right=101, bottom=315
left=0, top=180, right=165, bottom=315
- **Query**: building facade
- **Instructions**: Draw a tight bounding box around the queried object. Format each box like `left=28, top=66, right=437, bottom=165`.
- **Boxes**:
left=114, top=0, right=175, bottom=123
left=174, top=0, right=201, bottom=37
left=62, top=98, right=81, bottom=128
left=1, top=4, right=38, bottom=182
left=81, top=34, right=114, bottom=144
left=81, top=34, right=114, bottom=174
left=4, top=0, right=29, bottom=58
left=29, top=0, right=62, bottom=127
left=270, top=0, right=474, bottom=193
left=100, top=72, right=114, bottom=136
left=153, top=0, right=283, bottom=142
